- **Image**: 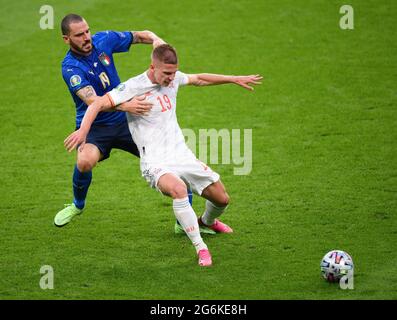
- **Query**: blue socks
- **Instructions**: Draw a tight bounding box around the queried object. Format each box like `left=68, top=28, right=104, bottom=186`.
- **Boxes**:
left=188, top=189, right=193, bottom=206
left=72, top=165, right=92, bottom=210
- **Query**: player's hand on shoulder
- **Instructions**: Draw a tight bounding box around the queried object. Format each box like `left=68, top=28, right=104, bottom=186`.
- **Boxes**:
left=117, top=94, right=153, bottom=116
left=64, top=129, right=87, bottom=153
left=234, top=74, right=263, bottom=91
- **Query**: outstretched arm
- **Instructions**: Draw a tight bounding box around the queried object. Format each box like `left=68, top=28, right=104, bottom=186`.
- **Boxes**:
left=76, top=85, right=152, bottom=114
left=187, top=74, right=262, bottom=91
left=132, top=30, right=165, bottom=48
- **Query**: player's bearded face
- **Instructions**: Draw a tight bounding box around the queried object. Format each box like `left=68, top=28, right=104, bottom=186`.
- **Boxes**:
left=153, top=62, right=178, bottom=87
left=65, top=21, right=92, bottom=55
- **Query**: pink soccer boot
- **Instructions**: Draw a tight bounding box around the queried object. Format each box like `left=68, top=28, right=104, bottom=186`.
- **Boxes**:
left=199, top=217, right=233, bottom=233
left=198, top=249, right=212, bottom=267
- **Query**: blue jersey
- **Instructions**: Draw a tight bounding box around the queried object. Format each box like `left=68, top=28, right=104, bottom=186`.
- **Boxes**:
left=62, top=31, right=133, bottom=128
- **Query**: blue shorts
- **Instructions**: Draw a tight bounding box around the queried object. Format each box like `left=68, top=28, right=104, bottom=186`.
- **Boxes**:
left=83, top=119, right=140, bottom=161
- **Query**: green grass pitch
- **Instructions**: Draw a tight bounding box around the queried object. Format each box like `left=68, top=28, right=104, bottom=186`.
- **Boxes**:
left=0, top=0, right=396, bottom=299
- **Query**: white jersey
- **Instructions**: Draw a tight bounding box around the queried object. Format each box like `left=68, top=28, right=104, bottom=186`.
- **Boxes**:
left=108, top=71, right=193, bottom=164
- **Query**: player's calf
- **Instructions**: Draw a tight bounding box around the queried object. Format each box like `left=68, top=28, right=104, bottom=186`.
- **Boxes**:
left=201, top=180, right=230, bottom=206
left=211, top=192, right=230, bottom=208
left=199, top=185, right=233, bottom=233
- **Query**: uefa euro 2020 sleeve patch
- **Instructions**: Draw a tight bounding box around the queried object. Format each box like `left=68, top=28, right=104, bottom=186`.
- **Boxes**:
left=70, top=75, right=82, bottom=87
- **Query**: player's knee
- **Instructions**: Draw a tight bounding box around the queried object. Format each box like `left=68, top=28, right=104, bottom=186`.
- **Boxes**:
left=77, top=158, right=96, bottom=172
left=170, top=184, right=188, bottom=199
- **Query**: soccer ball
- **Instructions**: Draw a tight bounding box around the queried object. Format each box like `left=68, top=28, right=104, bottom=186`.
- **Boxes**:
left=320, top=250, right=354, bottom=282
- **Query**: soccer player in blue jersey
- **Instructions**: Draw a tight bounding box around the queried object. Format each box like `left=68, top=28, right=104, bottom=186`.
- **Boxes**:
left=55, top=14, right=170, bottom=226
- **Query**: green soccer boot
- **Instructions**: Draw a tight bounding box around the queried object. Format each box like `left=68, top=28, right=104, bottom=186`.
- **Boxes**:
left=54, top=203, right=83, bottom=227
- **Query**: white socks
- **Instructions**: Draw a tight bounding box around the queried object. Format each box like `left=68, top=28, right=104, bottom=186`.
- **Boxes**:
left=173, top=197, right=207, bottom=252
left=201, top=200, right=227, bottom=226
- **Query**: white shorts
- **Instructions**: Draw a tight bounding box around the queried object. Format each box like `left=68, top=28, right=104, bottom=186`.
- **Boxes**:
left=141, top=156, right=220, bottom=195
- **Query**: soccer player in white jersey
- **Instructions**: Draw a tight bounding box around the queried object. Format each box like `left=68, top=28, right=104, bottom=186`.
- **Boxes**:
left=64, top=44, right=262, bottom=266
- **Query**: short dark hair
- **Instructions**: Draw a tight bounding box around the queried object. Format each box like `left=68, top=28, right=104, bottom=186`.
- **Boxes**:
left=61, top=14, right=84, bottom=35
left=152, top=44, right=178, bottom=65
